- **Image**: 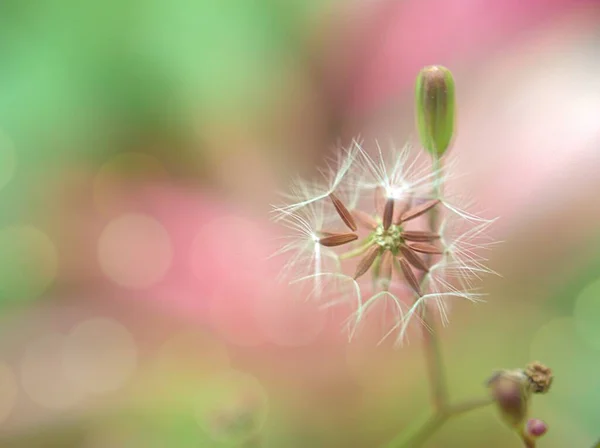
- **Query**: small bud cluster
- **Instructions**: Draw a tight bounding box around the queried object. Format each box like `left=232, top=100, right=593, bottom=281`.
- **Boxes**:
left=487, top=362, right=553, bottom=445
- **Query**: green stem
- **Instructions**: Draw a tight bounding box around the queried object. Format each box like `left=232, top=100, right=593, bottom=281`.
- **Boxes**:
left=421, top=312, right=448, bottom=411
left=519, top=428, right=536, bottom=448
left=386, top=397, right=493, bottom=448
left=339, top=238, right=374, bottom=260
left=385, top=154, right=476, bottom=448
left=422, top=154, right=447, bottom=412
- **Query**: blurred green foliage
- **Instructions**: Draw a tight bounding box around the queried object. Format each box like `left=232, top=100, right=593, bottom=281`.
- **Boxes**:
left=0, top=0, right=335, bottom=211
left=0, top=0, right=337, bottom=306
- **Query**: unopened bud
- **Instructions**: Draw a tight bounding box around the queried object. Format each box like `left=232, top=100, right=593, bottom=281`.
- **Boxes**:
left=415, top=65, right=456, bottom=157
left=526, top=419, right=548, bottom=438
left=487, top=369, right=532, bottom=429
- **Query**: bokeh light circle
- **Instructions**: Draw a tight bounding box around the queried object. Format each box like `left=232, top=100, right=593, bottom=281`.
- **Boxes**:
left=98, top=213, right=173, bottom=289
left=0, top=362, right=18, bottom=423
left=21, top=333, right=85, bottom=409
left=191, top=216, right=269, bottom=346
left=0, top=130, right=17, bottom=191
left=573, top=276, right=600, bottom=350
left=0, top=226, right=58, bottom=302
left=62, top=318, right=138, bottom=394
left=194, top=369, right=268, bottom=445
left=190, top=215, right=270, bottom=282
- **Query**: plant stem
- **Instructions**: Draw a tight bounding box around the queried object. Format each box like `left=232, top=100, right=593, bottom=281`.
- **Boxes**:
left=422, top=154, right=447, bottom=412
left=339, top=238, right=374, bottom=260
left=421, top=311, right=448, bottom=412
left=519, top=429, right=536, bottom=448
left=523, top=438, right=536, bottom=448
left=384, top=155, right=495, bottom=448
left=385, top=397, right=493, bottom=448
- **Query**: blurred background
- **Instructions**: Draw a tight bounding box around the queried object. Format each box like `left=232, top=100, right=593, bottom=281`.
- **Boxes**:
left=0, top=0, right=599, bottom=446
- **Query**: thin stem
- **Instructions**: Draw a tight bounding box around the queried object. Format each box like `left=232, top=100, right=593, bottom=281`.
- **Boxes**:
left=385, top=155, right=469, bottom=448
left=385, top=413, right=444, bottom=448
left=339, top=238, right=374, bottom=260
left=386, top=397, right=494, bottom=448
left=421, top=154, right=448, bottom=412
left=421, top=313, right=448, bottom=411
left=431, top=156, right=442, bottom=198
left=447, top=396, right=494, bottom=415
left=523, top=438, right=536, bottom=448
left=519, top=429, right=536, bottom=448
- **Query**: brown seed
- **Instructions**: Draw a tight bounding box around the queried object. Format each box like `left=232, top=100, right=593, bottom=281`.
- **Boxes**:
left=374, top=186, right=386, bottom=216
left=400, top=230, right=440, bottom=242
left=329, top=193, right=357, bottom=231
left=383, top=198, right=395, bottom=230
left=379, top=250, right=393, bottom=289
left=318, top=232, right=358, bottom=247
left=400, top=199, right=440, bottom=222
left=352, top=209, right=378, bottom=230
left=399, top=245, right=429, bottom=272
left=397, top=258, right=421, bottom=296
left=408, top=242, right=443, bottom=254
left=354, top=244, right=380, bottom=280
left=393, top=199, right=411, bottom=224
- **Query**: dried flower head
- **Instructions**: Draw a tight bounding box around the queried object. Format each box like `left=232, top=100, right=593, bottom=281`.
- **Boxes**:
left=272, top=140, right=496, bottom=344
left=525, top=361, right=553, bottom=394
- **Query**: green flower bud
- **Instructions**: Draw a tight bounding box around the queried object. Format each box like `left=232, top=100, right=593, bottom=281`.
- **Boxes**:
left=415, top=65, right=456, bottom=157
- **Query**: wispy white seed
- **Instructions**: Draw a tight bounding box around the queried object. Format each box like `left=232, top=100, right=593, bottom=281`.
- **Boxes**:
left=383, top=198, right=394, bottom=230
left=400, top=199, right=440, bottom=223
left=408, top=242, right=443, bottom=254
left=399, top=245, right=429, bottom=272
left=397, top=258, right=421, bottom=296
left=352, top=209, right=378, bottom=230
left=318, top=232, right=358, bottom=247
left=400, top=230, right=440, bottom=242
left=393, top=199, right=411, bottom=225
left=354, top=244, right=380, bottom=280
left=379, top=250, right=393, bottom=290
left=329, top=193, right=357, bottom=231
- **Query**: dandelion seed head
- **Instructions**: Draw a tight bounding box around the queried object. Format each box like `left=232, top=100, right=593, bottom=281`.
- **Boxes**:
left=271, top=139, right=497, bottom=345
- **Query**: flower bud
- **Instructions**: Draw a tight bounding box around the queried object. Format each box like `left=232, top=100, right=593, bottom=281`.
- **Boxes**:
left=415, top=65, right=456, bottom=157
left=526, top=419, right=548, bottom=438
left=487, top=369, right=532, bottom=429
